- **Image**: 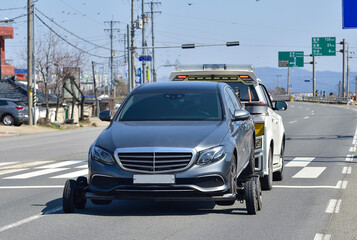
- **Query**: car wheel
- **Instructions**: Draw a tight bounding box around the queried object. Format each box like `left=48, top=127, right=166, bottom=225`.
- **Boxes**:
left=245, top=178, right=258, bottom=215
left=2, top=114, right=15, bottom=126
left=215, top=155, right=237, bottom=206
left=273, top=144, right=284, bottom=181
left=75, top=177, right=88, bottom=209
left=91, top=199, right=112, bottom=205
left=63, top=179, right=77, bottom=213
left=261, top=147, right=273, bottom=190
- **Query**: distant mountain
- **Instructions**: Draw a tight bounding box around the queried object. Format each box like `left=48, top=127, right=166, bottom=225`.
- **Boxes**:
left=255, top=67, right=355, bottom=95
left=158, top=67, right=356, bottom=95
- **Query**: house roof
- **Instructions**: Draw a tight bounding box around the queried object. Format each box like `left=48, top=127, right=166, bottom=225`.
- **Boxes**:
left=0, top=76, right=57, bottom=103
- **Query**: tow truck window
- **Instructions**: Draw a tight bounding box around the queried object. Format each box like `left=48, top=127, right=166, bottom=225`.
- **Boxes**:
left=225, top=82, right=259, bottom=102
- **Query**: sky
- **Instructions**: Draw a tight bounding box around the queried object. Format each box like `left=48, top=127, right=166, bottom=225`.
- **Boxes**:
left=1, top=0, right=357, bottom=79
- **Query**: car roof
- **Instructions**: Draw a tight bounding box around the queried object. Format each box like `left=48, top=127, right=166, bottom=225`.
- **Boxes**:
left=133, top=81, right=223, bottom=94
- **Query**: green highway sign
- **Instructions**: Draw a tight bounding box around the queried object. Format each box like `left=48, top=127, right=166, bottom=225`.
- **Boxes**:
left=278, top=51, right=304, bottom=67
left=312, top=37, right=336, bottom=56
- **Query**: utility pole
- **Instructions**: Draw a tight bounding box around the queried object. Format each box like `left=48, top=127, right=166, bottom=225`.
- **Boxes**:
left=340, top=39, right=346, bottom=97
left=92, top=61, right=99, bottom=116
left=104, top=20, right=120, bottom=98
left=275, top=74, right=282, bottom=90
left=141, top=0, right=146, bottom=84
left=146, top=1, right=161, bottom=82
left=127, top=24, right=132, bottom=92
left=347, top=45, right=350, bottom=97
left=27, top=0, right=33, bottom=125
left=287, top=66, right=290, bottom=95
left=130, top=0, right=136, bottom=91
left=312, top=56, right=316, bottom=95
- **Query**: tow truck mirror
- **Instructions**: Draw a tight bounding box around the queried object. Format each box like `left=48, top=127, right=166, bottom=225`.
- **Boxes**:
left=272, top=101, right=287, bottom=111
left=99, top=110, right=112, bottom=121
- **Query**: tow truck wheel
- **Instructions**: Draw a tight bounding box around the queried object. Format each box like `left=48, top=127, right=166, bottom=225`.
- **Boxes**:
left=245, top=179, right=258, bottom=215
left=215, top=155, right=237, bottom=206
left=254, top=177, right=262, bottom=211
left=75, top=177, right=87, bottom=209
left=261, top=147, right=273, bottom=190
left=273, top=144, right=284, bottom=181
left=63, top=179, right=77, bottom=213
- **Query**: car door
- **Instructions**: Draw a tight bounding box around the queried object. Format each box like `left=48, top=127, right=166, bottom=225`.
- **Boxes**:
left=259, top=84, right=282, bottom=164
left=224, top=87, right=249, bottom=171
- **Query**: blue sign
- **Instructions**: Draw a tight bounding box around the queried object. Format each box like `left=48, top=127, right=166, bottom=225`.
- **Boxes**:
left=135, top=67, right=142, bottom=84
left=343, top=0, right=357, bottom=29
left=139, top=55, right=152, bottom=61
left=304, top=79, right=311, bottom=82
left=15, top=69, right=27, bottom=74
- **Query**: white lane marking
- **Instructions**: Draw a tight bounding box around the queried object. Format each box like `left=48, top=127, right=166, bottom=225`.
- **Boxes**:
left=292, top=167, right=326, bottom=178
left=345, top=155, right=354, bottom=162
left=0, top=207, right=62, bottom=233
left=75, top=164, right=88, bottom=169
left=304, top=116, right=309, bottom=119
left=325, top=199, right=342, bottom=213
left=274, top=181, right=345, bottom=189
left=285, top=157, right=315, bottom=167
left=3, top=168, right=68, bottom=179
left=314, top=233, right=331, bottom=240
left=0, top=161, right=54, bottom=170
left=335, top=180, right=348, bottom=189
left=0, top=185, right=63, bottom=189
left=35, top=160, right=85, bottom=169
left=349, top=146, right=356, bottom=152
left=51, top=169, right=88, bottom=179
left=0, top=162, right=18, bottom=167
left=0, top=168, right=29, bottom=176
left=289, top=120, right=297, bottom=124
left=342, top=166, right=352, bottom=174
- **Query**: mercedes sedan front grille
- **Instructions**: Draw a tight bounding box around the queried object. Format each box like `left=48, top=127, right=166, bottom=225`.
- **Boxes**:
left=115, top=148, right=196, bottom=173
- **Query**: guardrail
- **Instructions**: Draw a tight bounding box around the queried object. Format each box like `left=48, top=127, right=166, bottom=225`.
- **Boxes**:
left=294, top=96, right=350, bottom=104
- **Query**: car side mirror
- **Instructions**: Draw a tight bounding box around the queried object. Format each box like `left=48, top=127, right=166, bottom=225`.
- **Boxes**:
left=233, top=109, right=251, bottom=121
left=272, top=101, right=288, bottom=111
left=99, top=110, right=112, bottom=121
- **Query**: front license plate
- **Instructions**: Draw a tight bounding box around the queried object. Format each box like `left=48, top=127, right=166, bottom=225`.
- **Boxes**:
left=133, top=174, right=175, bottom=184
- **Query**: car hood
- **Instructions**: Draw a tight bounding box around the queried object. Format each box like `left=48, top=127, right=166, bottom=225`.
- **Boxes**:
left=95, top=121, right=228, bottom=152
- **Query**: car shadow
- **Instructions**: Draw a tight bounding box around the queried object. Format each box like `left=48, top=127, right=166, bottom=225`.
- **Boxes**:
left=43, top=198, right=250, bottom=216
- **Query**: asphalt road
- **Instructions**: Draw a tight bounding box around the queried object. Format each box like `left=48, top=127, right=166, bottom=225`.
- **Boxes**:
left=0, top=102, right=356, bottom=240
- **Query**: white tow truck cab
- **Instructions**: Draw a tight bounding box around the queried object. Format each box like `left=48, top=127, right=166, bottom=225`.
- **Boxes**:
left=170, top=64, right=287, bottom=190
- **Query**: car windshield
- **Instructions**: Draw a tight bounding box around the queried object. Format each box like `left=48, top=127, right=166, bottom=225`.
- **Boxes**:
left=118, top=91, right=223, bottom=121
left=225, top=82, right=259, bottom=102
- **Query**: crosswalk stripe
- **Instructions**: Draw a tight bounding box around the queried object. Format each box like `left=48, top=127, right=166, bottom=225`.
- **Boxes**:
left=0, top=168, right=29, bottom=176
left=0, top=162, right=18, bottom=167
left=292, top=167, right=326, bottom=178
left=3, top=168, right=68, bottom=179
left=0, top=161, right=54, bottom=170
left=35, top=160, right=85, bottom=169
left=285, top=157, right=315, bottom=167
left=75, top=164, right=88, bottom=169
left=50, top=169, right=88, bottom=179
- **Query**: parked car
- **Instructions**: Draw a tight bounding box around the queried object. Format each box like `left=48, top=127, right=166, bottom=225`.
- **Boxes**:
left=63, top=81, right=263, bottom=214
left=170, top=64, right=287, bottom=190
left=0, top=98, right=28, bottom=126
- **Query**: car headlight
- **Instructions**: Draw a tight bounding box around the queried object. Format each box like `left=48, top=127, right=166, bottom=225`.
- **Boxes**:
left=197, top=146, right=226, bottom=165
left=92, top=146, right=115, bottom=165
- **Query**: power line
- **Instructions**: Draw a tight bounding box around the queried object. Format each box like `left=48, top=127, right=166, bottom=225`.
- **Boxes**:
left=0, top=6, right=26, bottom=11
left=36, top=8, right=113, bottom=51
left=35, top=14, right=108, bottom=59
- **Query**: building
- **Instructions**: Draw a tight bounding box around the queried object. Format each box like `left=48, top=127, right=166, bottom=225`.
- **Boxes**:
left=0, top=25, right=15, bottom=78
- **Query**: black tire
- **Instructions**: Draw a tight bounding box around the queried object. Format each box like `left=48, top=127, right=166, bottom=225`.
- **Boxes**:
left=215, top=155, right=237, bottom=206
left=245, top=179, right=258, bottom=215
left=91, top=199, right=112, bottom=205
left=273, top=144, right=284, bottom=181
left=254, top=177, right=262, bottom=211
left=2, top=114, right=14, bottom=126
left=63, top=179, right=77, bottom=213
left=75, top=177, right=87, bottom=209
left=261, top=147, right=273, bottom=190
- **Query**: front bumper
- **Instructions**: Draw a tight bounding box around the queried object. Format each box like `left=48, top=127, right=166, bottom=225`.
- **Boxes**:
left=88, top=151, right=233, bottom=199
